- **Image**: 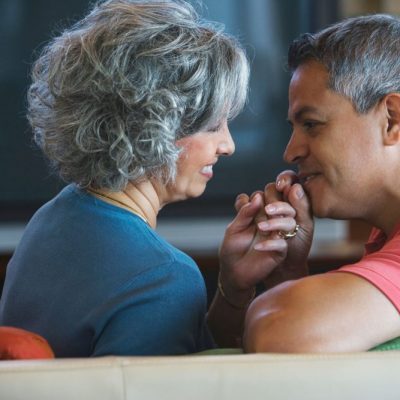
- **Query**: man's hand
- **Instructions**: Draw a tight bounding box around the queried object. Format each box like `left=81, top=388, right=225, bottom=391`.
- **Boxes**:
left=258, top=170, right=314, bottom=288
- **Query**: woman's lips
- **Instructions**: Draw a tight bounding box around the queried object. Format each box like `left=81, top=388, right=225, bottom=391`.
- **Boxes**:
left=200, top=165, right=214, bottom=179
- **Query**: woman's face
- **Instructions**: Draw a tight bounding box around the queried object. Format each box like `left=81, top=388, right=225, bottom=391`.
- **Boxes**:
left=163, top=119, right=235, bottom=203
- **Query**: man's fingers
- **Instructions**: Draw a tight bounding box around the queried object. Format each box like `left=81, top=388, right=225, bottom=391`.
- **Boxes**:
left=275, top=170, right=299, bottom=200
left=287, top=183, right=313, bottom=229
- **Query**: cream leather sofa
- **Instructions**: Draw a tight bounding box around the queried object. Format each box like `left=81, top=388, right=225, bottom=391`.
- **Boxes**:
left=1, top=352, right=400, bottom=400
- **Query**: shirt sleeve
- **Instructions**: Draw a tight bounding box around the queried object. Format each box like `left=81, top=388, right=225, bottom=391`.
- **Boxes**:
left=91, top=260, right=215, bottom=356
left=333, top=234, right=400, bottom=313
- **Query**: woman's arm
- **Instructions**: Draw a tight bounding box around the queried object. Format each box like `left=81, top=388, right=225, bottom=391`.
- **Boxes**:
left=208, top=174, right=314, bottom=347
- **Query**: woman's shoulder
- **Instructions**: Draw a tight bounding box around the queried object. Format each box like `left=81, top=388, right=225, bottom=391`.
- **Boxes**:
left=18, top=184, right=202, bottom=281
left=136, top=229, right=201, bottom=277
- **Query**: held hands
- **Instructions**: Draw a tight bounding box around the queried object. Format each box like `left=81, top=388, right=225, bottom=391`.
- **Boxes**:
left=260, top=171, right=314, bottom=288
left=219, top=170, right=314, bottom=299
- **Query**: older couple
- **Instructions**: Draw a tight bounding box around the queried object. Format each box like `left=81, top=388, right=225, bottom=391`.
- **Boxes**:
left=0, top=0, right=399, bottom=356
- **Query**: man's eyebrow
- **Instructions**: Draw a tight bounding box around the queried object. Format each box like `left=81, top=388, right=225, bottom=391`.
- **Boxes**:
left=287, top=106, right=320, bottom=123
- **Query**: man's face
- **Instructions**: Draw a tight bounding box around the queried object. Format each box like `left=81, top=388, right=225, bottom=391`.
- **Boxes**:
left=285, top=61, right=385, bottom=219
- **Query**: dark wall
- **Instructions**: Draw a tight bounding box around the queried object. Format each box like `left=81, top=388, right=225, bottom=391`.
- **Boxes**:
left=0, top=0, right=338, bottom=222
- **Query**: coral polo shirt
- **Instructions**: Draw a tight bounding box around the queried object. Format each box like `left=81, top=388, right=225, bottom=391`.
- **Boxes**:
left=336, top=222, right=400, bottom=313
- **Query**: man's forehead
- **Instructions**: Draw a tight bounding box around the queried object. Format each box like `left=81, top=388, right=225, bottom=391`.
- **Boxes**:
left=290, top=61, right=329, bottom=90
left=288, top=105, right=322, bottom=121
left=288, top=62, right=349, bottom=119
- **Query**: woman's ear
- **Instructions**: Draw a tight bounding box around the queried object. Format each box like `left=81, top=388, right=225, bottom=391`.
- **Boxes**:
left=382, top=93, right=400, bottom=145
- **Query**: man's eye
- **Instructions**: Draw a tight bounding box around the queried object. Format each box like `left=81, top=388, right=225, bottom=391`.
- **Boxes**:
left=303, top=121, right=318, bottom=129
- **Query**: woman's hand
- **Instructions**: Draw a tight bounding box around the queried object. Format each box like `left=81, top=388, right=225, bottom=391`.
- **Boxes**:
left=210, top=176, right=312, bottom=347
left=218, top=190, right=297, bottom=302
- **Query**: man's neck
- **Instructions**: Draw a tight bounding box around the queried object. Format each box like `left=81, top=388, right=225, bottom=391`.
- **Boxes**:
left=366, top=190, right=400, bottom=237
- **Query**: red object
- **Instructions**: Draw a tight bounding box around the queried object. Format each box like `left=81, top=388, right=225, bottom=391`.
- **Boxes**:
left=0, top=326, right=55, bottom=360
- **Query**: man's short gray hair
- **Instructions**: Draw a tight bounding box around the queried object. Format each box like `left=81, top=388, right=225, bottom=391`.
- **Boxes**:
left=28, top=0, right=249, bottom=190
left=288, top=14, right=400, bottom=113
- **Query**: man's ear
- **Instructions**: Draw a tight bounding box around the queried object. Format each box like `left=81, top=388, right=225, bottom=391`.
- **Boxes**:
left=382, top=93, right=400, bottom=145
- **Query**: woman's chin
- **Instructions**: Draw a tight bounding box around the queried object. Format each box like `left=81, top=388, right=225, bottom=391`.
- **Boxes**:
left=163, top=181, right=208, bottom=204
left=190, top=184, right=208, bottom=199
left=176, top=188, right=207, bottom=203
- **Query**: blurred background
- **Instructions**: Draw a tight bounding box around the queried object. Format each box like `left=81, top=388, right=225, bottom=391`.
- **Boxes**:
left=1, top=0, right=400, bottom=295
left=4, top=0, right=399, bottom=222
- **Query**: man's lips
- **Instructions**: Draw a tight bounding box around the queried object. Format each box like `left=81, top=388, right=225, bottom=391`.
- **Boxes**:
left=298, top=172, right=321, bottom=185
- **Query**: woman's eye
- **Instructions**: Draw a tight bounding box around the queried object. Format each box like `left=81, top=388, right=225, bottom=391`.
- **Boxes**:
left=209, top=125, right=221, bottom=133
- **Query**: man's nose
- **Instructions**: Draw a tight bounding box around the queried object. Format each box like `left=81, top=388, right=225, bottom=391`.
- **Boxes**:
left=283, top=131, right=307, bottom=164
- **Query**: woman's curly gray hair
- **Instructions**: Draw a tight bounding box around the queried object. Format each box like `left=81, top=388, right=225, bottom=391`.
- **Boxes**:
left=28, top=0, right=249, bottom=190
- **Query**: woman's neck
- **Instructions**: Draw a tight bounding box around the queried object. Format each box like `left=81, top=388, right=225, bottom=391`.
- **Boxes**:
left=122, top=181, right=160, bottom=229
left=88, top=181, right=161, bottom=229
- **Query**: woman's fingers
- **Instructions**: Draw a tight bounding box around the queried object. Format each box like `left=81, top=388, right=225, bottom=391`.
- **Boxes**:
left=257, top=217, right=297, bottom=234
left=234, top=193, right=250, bottom=213
left=234, top=190, right=264, bottom=213
left=228, top=192, right=264, bottom=234
left=253, top=237, right=288, bottom=252
left=264, top=201, right=296, bottom=218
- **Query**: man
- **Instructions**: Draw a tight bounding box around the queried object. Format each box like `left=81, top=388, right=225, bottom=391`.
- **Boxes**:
left=243, top=14, right=400, bottom=352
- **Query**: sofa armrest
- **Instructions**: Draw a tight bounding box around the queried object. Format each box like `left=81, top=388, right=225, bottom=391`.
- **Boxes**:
left=1, top=352, right=400, bottom=400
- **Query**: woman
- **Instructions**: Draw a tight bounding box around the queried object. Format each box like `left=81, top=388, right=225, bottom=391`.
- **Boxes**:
left=0, top=0, right=297, bottom=356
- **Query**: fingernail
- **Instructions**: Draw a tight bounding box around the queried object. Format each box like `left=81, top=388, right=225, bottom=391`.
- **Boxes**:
left=258, top=221, right=269, bottom=230
left=296, top=186, right=304, bottom=199
left=266, top=204, right=276, bottom=213
left=276, top=178, right=285, bottom=189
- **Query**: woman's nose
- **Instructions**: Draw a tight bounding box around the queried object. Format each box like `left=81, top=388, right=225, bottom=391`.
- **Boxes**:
left=217, top=124, right=235, bottom=156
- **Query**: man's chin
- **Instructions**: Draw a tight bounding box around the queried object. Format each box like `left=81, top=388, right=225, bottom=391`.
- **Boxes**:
left=310, top=199, right=333, bottom=219
left=311, top=202, right=351, bottom=220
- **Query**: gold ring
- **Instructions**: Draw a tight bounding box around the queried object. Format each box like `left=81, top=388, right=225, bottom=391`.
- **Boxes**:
left=278, top=224, right=300, bottom=240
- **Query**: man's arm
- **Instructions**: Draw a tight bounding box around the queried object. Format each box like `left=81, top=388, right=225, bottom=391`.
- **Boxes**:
left=244, top=272, right=400, bottom=353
